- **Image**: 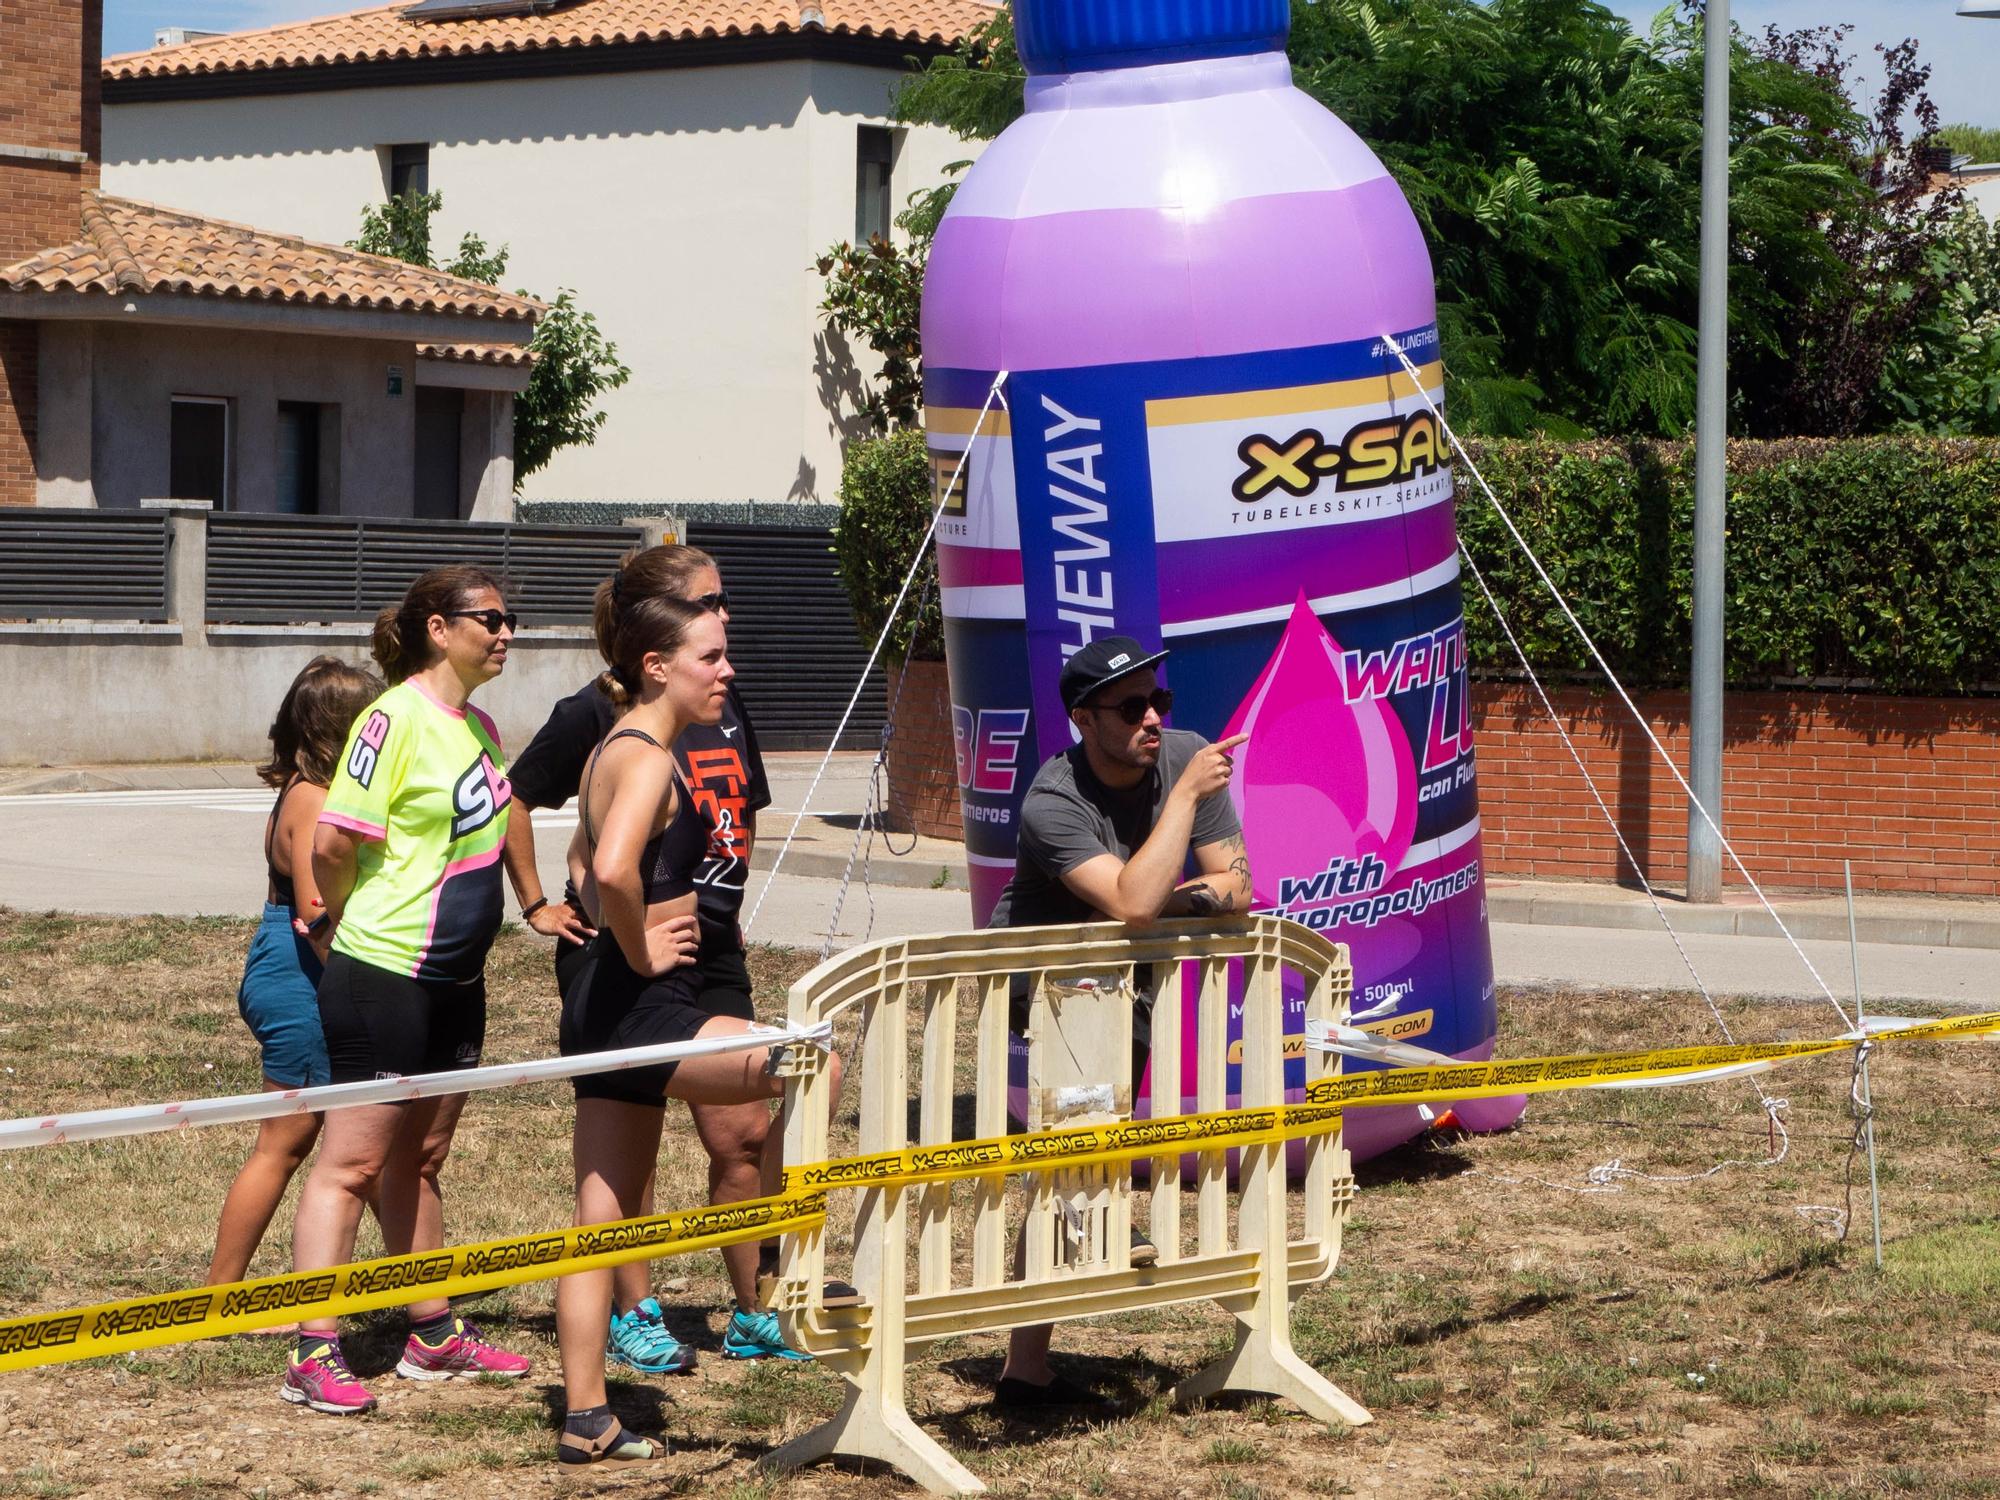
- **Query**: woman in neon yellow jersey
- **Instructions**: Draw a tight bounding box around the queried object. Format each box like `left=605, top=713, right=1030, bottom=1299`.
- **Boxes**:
left=281, top=565, right=532, bottom=1416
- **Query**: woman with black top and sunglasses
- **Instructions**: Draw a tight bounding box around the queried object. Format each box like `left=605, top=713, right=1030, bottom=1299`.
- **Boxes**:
left=501, top=545, right=790, bottom=1376
left=550, top=557, right=846, bottom=1466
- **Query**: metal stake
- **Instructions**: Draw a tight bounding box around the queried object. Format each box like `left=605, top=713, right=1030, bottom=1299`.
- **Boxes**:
left=1846, top=859, right=1884, bottom=1268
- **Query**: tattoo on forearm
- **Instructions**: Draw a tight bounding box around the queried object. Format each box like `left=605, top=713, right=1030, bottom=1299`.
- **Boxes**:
left=1220, top=831, right=1251, bottom=887
left=1184, top=882, right=1236, bottom=916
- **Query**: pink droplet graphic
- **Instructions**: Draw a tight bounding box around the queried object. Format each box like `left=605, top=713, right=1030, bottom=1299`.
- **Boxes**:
left=1223, top=593, right=1418, bottom=907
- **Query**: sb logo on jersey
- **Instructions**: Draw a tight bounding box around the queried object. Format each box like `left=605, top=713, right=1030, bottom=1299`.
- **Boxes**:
left=1232, top=410, right=1444, bottom=503
left=450, top=755, right=511, bottom=839
left=347, top=711, right=392, bottom=789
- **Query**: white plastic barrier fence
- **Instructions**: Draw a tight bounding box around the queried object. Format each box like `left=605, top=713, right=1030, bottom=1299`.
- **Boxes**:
left=762, top=914, right=1367, bottom=1496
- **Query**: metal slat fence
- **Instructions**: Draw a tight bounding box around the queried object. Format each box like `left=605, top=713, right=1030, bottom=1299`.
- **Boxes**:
left=1, top=509, right=884, bottom=753
left=687, top=523, right=884, bottom=752
left=0, top=510, right=171, bottom=621
left=205, top=516, right=639, bottom=625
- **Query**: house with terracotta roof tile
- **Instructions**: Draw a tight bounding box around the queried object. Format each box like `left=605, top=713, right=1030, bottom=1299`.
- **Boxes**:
left=101, top=0, right=995, bottom=508
left=0, top=0, right=543, bottom=516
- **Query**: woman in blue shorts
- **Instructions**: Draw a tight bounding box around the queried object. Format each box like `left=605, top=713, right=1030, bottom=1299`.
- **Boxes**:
left=206, top=655, right=381, bottom=1289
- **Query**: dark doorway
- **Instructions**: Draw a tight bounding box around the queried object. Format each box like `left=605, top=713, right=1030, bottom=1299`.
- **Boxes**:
left=276, top=401, right=322, bottom=514
left=413, top=386, right=464, bottom=519
left=169, top=396, right=229, bottom=505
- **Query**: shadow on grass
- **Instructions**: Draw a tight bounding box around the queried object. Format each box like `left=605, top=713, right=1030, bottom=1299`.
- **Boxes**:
left=1354, top=1136, right=1477, bottom=1189
left=932, top=1349, right=1185, bottom=1440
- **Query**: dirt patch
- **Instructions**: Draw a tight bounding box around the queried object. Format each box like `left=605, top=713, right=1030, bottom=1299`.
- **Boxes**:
left=2, top=912, right=1999, bottom=1499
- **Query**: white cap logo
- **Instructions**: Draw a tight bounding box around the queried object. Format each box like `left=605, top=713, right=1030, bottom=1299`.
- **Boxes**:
left=1108, top=653, right=1130, bottom=668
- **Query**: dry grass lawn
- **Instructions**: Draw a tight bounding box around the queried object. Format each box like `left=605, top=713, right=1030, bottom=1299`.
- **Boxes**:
left=1, top=910, right=1998, bottom=1499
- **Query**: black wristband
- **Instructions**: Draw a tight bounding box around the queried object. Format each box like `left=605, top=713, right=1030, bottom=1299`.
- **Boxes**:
left=520, top=897, right=550, bottom=921
left=305, top=913, right=332, bottom=937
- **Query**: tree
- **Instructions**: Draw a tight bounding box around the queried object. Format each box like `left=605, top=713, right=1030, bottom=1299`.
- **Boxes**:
left=846, top=0, right=1977, bottom=441
left=815, top=236, right=926, bottom=433
left=1751, top=27, right=1963, bottom=435
left=1877, top=208, right=2000, bottom=436
left=351, top=191, right=630, bottom=482
left=1939, top=122, right=2000, bottom=163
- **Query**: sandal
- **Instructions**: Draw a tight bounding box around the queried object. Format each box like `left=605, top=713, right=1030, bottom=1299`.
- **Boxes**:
left=557, top=1420, right=661, bottom=1466
left=757, top=1270, right=865, bottom=1310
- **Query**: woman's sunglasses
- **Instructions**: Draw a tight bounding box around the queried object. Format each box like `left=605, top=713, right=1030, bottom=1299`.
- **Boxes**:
left=1087, top=687, right=1174, bottom=725
left=445, top=608, right=519, bottom=634
left=691, top=590, right=730, bottom=613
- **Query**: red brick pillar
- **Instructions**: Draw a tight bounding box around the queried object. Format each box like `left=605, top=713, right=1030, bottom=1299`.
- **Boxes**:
left=882, top=658, right=965, bottom=842
left=0, top=324, right=37, bottom=507
left=0, top=0, right=103, bottom=505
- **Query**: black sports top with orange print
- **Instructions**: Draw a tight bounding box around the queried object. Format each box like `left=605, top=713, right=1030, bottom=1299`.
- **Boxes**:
left=510, top=682, right=771, bottom=933
left=580, top=728, right=707, bottom=905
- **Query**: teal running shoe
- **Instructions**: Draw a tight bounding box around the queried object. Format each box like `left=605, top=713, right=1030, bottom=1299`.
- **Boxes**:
left=722, top=1306, right=810, bottom=1362
left=608, top=1298, right=697, bottom=1376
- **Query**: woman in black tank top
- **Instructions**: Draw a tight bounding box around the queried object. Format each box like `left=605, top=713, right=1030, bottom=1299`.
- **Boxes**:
left=207, top=657, right=380, bottom=1291
left=552, top=560, right=847, bottom=1467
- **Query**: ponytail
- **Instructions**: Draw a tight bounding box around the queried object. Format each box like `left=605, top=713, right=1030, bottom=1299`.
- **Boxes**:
left=372, top=564, right=504, bottom=683
left=592, top=546, right=712, bottom=700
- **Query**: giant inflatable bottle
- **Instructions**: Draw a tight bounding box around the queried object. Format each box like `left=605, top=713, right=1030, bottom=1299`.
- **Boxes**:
left=922, top=0, right=1524, bottom=1160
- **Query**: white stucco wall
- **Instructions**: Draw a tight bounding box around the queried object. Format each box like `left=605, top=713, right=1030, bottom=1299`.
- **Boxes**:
left=1966, top=171, right=2000, bottom=220
left=103, top=55, right=984, bottom=506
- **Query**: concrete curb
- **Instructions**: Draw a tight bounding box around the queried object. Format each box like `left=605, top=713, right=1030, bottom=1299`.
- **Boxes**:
left=8, top=763, right=1993, bottom=952
left=755, top=850, right=2000, bottom=951
left=751, top=845, right=967, bottom=893
left=1484, top=890, right=2000, bottom=952
left=0, top=764, right=262, bottom=795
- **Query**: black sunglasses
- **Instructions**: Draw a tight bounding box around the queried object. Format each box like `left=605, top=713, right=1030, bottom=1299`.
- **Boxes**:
left=690, top=590, right=730, bottom=613
left=1087, top=687, right=1173, bottom=725
left=445, top=608, right=519, bottom=634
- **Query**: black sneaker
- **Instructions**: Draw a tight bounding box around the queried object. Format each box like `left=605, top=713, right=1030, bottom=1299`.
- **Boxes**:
left=1129, top=1228, right=1159, bottom=1267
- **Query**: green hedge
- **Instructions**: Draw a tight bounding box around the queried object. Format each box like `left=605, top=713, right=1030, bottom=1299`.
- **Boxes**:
left=833, top=428, right=945, bottom=661
left=1457, top=438, right=2000, bottom=693
left=834, top=431, right=2000, bottom=693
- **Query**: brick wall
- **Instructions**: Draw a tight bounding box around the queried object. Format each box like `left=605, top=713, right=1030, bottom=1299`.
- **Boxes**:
left=1472, top=685, right=2000, bottom=897
left=0, top=0, right=102, bottom=506
left=888, top=673, right=1999, bottom=897
left=883, top=659, right=962, bottom=840
left=0, top=323, right=37, bottom=507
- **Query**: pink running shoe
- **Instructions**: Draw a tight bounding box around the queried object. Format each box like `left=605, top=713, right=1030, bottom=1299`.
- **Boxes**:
left=281, top=1339, right=378, bottom=1415
left=395, top=1316, right=531, bottom=1382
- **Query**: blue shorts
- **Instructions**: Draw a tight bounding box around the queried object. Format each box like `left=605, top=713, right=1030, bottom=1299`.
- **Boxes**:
left=238, top=903, right=331, bottom=1088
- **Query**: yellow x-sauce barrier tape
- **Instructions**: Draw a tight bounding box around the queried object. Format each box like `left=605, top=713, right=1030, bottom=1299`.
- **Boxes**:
left=0, top=1192, right=826, bottom=1373
left=4, top=1009, right=1996, bottom=1373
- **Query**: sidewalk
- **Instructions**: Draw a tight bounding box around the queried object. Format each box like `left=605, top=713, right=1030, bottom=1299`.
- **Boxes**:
left=4, top=752, right=1997, bottom=953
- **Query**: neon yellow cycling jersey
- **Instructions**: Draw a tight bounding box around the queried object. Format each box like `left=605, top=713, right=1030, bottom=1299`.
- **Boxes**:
left=320, top=679, right=512, bottom=983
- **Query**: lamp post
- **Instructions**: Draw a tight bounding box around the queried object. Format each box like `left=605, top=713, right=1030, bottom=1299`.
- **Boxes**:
left=1688, top=0, right=1729, bottom=904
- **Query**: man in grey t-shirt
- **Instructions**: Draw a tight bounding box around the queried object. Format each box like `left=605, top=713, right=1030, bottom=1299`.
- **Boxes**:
left=988, top=636, right=1251, bottom=1409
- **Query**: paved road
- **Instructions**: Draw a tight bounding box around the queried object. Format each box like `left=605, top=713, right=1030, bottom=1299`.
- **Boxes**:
left=0, top=786, right=1989, bottom=1010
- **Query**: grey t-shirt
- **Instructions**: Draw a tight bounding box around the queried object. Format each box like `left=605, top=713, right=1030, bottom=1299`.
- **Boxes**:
left=988, top=729, right=1242, bottom=932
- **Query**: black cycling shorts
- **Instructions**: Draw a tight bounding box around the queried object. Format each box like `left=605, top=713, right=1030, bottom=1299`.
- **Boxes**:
left=561, top=932, right=754, bottom=1107
left=557, top=927, right=756, bottom=1021
left=317, top=951, right=487, bottom=1085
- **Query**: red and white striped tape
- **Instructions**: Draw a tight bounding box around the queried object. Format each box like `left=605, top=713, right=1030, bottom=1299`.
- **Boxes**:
left=0, top=1021, right=833, bottom=1150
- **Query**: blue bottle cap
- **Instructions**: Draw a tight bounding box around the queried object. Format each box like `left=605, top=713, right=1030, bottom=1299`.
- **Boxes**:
left=1014, top=0, right=1290, bottom=76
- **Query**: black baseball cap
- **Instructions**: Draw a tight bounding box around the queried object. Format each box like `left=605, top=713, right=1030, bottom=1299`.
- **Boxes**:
left=1059, top=635, right=1170, bottom=713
